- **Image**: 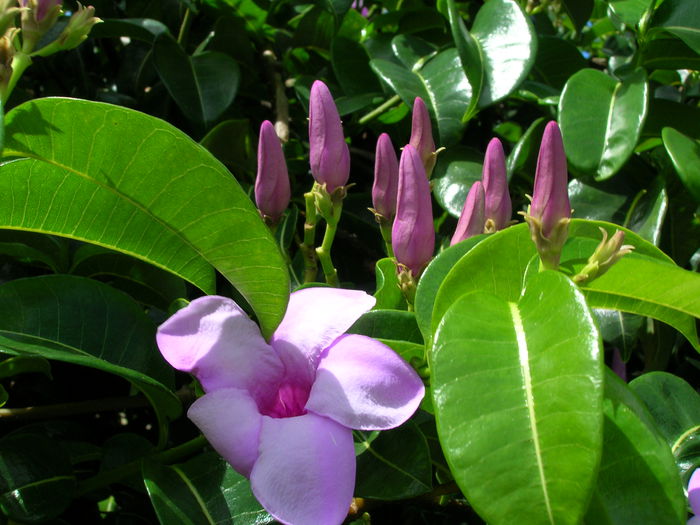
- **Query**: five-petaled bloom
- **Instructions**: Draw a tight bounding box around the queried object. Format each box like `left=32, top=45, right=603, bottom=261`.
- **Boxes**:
left=156, top=287, right=425, bottom=525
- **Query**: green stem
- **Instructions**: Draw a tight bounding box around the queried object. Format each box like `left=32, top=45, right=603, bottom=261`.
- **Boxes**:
left=623, top=189, right=647, bottom=228
left=358, top=95, right=401, bottom=125
left=316, top=208, right=340, bottom=287
left=301, top=190, right=318, bottom=283
left=379, top=222, right=394, bottom=257
left=76, top=435, right=207, bottom=496
left=177, top=8, right=193, bottom=46
left=2, top=52, right=32, bottom=104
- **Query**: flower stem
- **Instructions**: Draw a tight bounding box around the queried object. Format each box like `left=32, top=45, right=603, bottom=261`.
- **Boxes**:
left=358, top=94, right=401, bottom=125
left=2, top=52, right=31, bottom=104
left=176, top=7, right=193, bottom=46
left=316, top=205, right=341, bottom=287
left=300, top=189, right=318, bottom=283
left=379, top=222, right=394, bottom=257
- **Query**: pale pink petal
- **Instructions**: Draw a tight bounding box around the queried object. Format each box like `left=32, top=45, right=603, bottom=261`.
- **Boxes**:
left=270, top=287, right=375, bottom=385
left=306, top=334, right=425, bottom=430
left=187, top=388, right=262, bottom=477
left=156, top=296, right=283, bottom=405
left=689, top=468, right=700, bottom=515
left=250, top=413, right=355, bottom=525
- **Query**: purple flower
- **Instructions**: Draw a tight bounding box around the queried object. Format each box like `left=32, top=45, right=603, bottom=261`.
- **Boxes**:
left=309, top=80, right=350, bottom=192
left=531, top=121, right=570, bottom=238
left=392, top=144, right=435, bottom=276
left=409, top=97, right=437, bottom=178
left=156, top=288, right=424, bottom=525
left=450, top=181, right=485, bottom=246
left=689, top=469, right=700, bottom=524
left=255, top=120, right=291, bottom=223
left=482, top=138, right=511, bottom=232
left=372, top=133, right=399, bottom=220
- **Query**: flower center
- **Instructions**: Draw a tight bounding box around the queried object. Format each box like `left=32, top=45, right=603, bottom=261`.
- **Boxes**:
left=260, top=381, right=310, bottom=418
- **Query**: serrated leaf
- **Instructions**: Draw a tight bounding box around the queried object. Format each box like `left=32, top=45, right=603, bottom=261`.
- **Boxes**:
left=432, top=271, right=603, bottom=524
left=2, top=98, right=288, bottom=338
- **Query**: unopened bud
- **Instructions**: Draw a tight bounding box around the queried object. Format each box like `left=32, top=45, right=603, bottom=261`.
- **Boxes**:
left=392, top=144, right=434, bottom=276
left=573, top=228, right=634, bottom=285
left=20, top=0, right=62, bottom=52
left=255, top=120, right=291, bottom=225
left=55, top=3, right=101, bottom=51
left=409, top=97, right=438, bottom=178
left=309, top=80, right=350, bottom=192
left=451, top=181, right=485, bottom=246
left=371, top=133, right=399, bottom=222
left=482, top=138, right=511, bottom=232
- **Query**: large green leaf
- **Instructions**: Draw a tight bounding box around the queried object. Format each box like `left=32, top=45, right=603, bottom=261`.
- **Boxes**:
left=561, top=0, right=594, bottom=31
left=0, top=433, right=75, bottom=522
left=143, top=453, right=273, bottom=525
left=662, top=127, right=700, bottom=203
left=651, top=0, right=700, bottom=54
left=585, top=370, right=686, bottom=524
left=446, top=0, right=482, bottom=122
left=153, top=33, right=240, bottom=127
left=370, top=49, right=472, bottom=146
left=559, top=68, right=649, bottom=179
left=631, top=372, right=700, bottom=480
left=1, top=98, right=288, bottom=338
left=431, top=271, right=603, bottom=524
left=348, top=309, right=423, bottom=345
left=532, top=36, right=587, bottom=90
left=431, top=146, right=483, bottom=217
left=354, top=422, right=432, bottom=499
left=0, top=275, right=180, bottom=440
left=471, top=0, right=537, bottom=107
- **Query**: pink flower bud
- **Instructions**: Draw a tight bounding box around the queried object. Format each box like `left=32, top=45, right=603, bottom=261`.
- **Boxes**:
left=309, top=80, right=350, bottom=192
left=255, top=120, right=291, bottom=223
left=392, top=145, right=435, bottom=276
left=409, top=97, right=437, bottom=178
left=531, top=121, right=571, bottom=238
left=482, top=138, right=511, bottom=232
left=372, top=133, right=399, bottom=220
left=450, top=181, right=485, bottom=246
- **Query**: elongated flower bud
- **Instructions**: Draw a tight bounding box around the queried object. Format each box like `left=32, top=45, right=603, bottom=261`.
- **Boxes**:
left=573, top=228, right=634, bottom=285
left=372, top=133, right=399, bottom=220
left=392, top=145, right=434, bottom=276
left=482, top=138, right=511, bottom=232
left=409, top=97, right=437, bottom=178
left=523, top=121, right=571, bottom=270
left=255, top=120, right=291, bottom=224
left=309, top=80, right=350, bottom=192
left=451, top=181, right=485, bottom=246
left=531, top=121, right=570, bottom=238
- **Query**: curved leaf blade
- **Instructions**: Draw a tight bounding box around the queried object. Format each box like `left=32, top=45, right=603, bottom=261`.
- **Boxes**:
left=432, top=271, right=603, bottom=524
left=446, top=0, right=483, bottom=122
left=560, top=68, right=649, bottom=180
left=2, top=98, right=289, bottom=337
left=662, top=127, right=700, bottom=203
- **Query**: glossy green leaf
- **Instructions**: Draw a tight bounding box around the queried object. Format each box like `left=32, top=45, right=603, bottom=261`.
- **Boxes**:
left=70, top=245, right=187, bottom=310
left=567, top=180, right=628, bottom=223
left=594, top=310, right=644, bottom=360
left=91, top=18, right=169, bottom=42
left=199, top=119, right=255, bottom=174
left=0, top=230, right=68, bottom=272
left=354, top=422, right=432, bottom=499
left=391, top=34, right=436, bottom=70
left=651, top=0, right=700, bottom=54
left=643, top=98, right=700, bottom=140
left=0, top=275, right=180, bottom=442
left=0, top=433, right=75, bottom=522
left=0, top=355, right=51, bottom=379
left=414, top=236, right=485, bottom=341
left=446, top=0, right=482, bottom=121
left=507, top=117, right=546, bottom=176
left=532, top=36, right=587, bottom=90
left=432, top=270, right=603, bottom=524
left=371, top=48, right=472, bottom=146
left=349, top=309, right=423, bottom=345
left=631, top=372, right=700, bottom=479
left=585, top=370, right=686, bottom=524
left=559, top=68, right=649, bottom=179
left=609, top=0, right=653, bottom=28
left=153, top=33, right=240, bottom=127
left=581, top=254, right=700, bottom=350
left=373, top=257, right=405, bottom=310
left=431, top=146, right=483, bottom=216
left=472, top=0, right=537, bottom=107
left=2, top=98, right=288, bottom=338
left=662, top=127, right=700, bottom=203
left=143, top=452, right=273, bottom=525
left=642, top=36, right=700, bottom=70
